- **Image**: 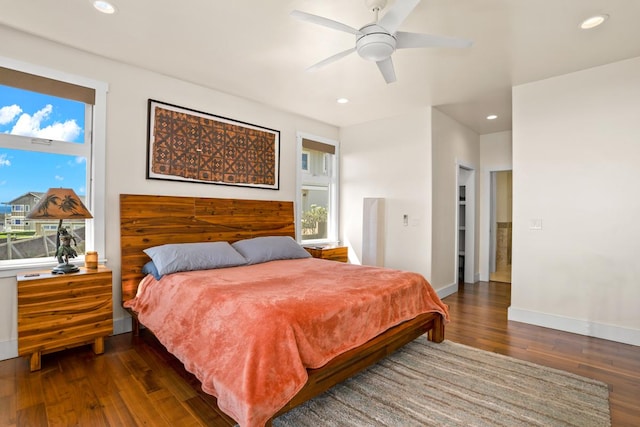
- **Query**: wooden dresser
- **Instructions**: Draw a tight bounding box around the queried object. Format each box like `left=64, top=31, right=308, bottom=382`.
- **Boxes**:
left=304, top=245, right=348, bottom=263
left=17, top=265, right=113, bottom=371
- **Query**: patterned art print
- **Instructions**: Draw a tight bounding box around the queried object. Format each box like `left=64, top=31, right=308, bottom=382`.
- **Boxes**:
left=146, top=100, right=279, bottom=189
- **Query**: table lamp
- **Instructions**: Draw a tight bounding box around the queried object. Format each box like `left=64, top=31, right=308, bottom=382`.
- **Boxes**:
left=26, top=188, right=93, bottom=274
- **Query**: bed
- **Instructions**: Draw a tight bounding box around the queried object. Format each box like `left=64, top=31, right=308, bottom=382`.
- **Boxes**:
left=120, top=194, right=448, bottom=427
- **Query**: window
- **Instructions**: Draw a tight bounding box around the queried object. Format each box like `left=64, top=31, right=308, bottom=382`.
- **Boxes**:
left=297, top=134, right=339, bottom=244
left=0, top=61, right=107, bottom=270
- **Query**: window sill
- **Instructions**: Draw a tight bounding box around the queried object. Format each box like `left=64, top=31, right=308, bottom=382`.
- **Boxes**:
left=301, top=239, right=340, bottom=246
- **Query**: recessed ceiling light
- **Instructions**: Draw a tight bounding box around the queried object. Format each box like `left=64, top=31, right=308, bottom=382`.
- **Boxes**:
left=580, top=14, right=608, bottom=30
left=337, top=98, right=349, bottom=104
left=486, top=114, right=498, bottom=120
left=93, top=1, right=116, bottom=14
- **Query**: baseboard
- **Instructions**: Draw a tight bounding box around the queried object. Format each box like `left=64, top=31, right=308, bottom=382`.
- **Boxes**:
left=508, top=307, right=640, bottom=346
left=0, top=339, right=17, bottom=361
left=113, top=315, right=133, bottom=335
left=436, top=282, right=458, bottom=299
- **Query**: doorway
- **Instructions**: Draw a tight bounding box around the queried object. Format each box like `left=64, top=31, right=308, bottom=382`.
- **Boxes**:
left=489, top=170, right=512, bottom=283
left=457, top=164, right=475, bottom=285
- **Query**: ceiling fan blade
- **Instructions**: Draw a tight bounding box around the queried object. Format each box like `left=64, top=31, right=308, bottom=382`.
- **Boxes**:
left=307, top=47, right=357, bottom=72
left=396, top=31, right=473, bottom=49
left=290, top=10, right=362, bottom=35
left=377, top=0, right=420, bottom=34
left=376, top=57, right=397, bottom=84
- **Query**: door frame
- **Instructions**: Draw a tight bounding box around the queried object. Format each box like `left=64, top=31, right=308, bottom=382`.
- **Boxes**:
left=490, top=171, right=497, bottom=274
left=480, top=166, right=512, bottom=281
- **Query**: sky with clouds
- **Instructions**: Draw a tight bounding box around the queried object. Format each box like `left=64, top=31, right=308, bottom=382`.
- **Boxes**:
left=0, top=85, right=86, bottom=205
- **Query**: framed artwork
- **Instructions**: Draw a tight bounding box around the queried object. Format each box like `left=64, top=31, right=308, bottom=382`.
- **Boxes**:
left=146, top=99, right=280, bottom=190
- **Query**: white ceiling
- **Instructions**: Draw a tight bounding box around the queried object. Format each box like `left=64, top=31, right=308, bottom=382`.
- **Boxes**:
left=1, top=0, right=640, bottom=134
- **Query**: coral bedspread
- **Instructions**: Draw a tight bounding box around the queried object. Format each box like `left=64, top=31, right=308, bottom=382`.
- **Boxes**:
left=124, top=258, right=449, bottom=427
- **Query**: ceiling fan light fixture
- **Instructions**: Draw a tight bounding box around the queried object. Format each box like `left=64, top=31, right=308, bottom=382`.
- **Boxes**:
left=358, top=42, right=394, bottom=61
left=580, top=14, right=608, bottom=29
left=356, top=31, right=397, bottom=61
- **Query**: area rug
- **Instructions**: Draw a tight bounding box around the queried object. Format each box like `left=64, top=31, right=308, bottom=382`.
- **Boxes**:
left=273, top=338, right=611, bottom=427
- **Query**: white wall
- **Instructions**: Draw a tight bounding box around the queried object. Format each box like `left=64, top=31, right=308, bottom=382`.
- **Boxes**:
left=340, top=109, right=434, bottom=282
left=479, top=131, right=513, bottom=281
left=0, top=25, right=339, bottom=360
left=510, top=57, right=640, bottom=346
left=431, top=109, right=480, bottom=292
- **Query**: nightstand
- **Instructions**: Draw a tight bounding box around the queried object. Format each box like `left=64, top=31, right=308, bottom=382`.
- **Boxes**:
left=17, top=265, right=113, bottom=371
left=304, top=245, right=348, bottom=263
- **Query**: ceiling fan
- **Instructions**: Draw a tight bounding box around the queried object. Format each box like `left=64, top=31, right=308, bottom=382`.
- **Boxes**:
left=290, top=0, right=473, bottom=84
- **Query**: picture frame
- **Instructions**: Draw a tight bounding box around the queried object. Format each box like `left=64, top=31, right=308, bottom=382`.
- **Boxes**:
left=146, top=99, right=280, bottom=190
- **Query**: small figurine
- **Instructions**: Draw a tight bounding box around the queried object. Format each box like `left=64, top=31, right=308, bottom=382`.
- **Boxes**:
left=56, top=227, right=78, bottom=265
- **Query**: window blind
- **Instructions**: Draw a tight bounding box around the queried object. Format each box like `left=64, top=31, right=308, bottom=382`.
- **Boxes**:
left=302, top=138, right=335, bottom=155
left=0, top=66, right=95, bottom=104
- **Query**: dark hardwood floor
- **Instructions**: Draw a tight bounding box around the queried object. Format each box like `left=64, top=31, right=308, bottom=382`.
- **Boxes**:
left=1, top=281, right=638, bottom=426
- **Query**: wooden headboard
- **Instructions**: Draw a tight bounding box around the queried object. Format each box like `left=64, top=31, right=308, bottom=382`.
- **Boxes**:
left=119, top=194, right=295, bottom=303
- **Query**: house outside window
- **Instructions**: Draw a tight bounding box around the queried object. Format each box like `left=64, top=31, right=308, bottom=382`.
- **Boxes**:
left=0, top=61, right=107, bottom=268
left=297, top=134, right=339, bottom=244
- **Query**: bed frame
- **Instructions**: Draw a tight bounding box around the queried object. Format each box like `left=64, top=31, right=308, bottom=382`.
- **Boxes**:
left=120, top=193, right=444, bottom=425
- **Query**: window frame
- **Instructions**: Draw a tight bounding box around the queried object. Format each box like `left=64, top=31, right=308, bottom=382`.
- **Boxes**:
left=0, top=56, right=108, bottom=276
left=296, top=132, right=339, bottom=245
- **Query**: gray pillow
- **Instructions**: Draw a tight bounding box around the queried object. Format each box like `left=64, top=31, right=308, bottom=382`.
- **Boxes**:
left=232, top=236, right=311, bottom=265
left=143, top=241, right=248, bottom=276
